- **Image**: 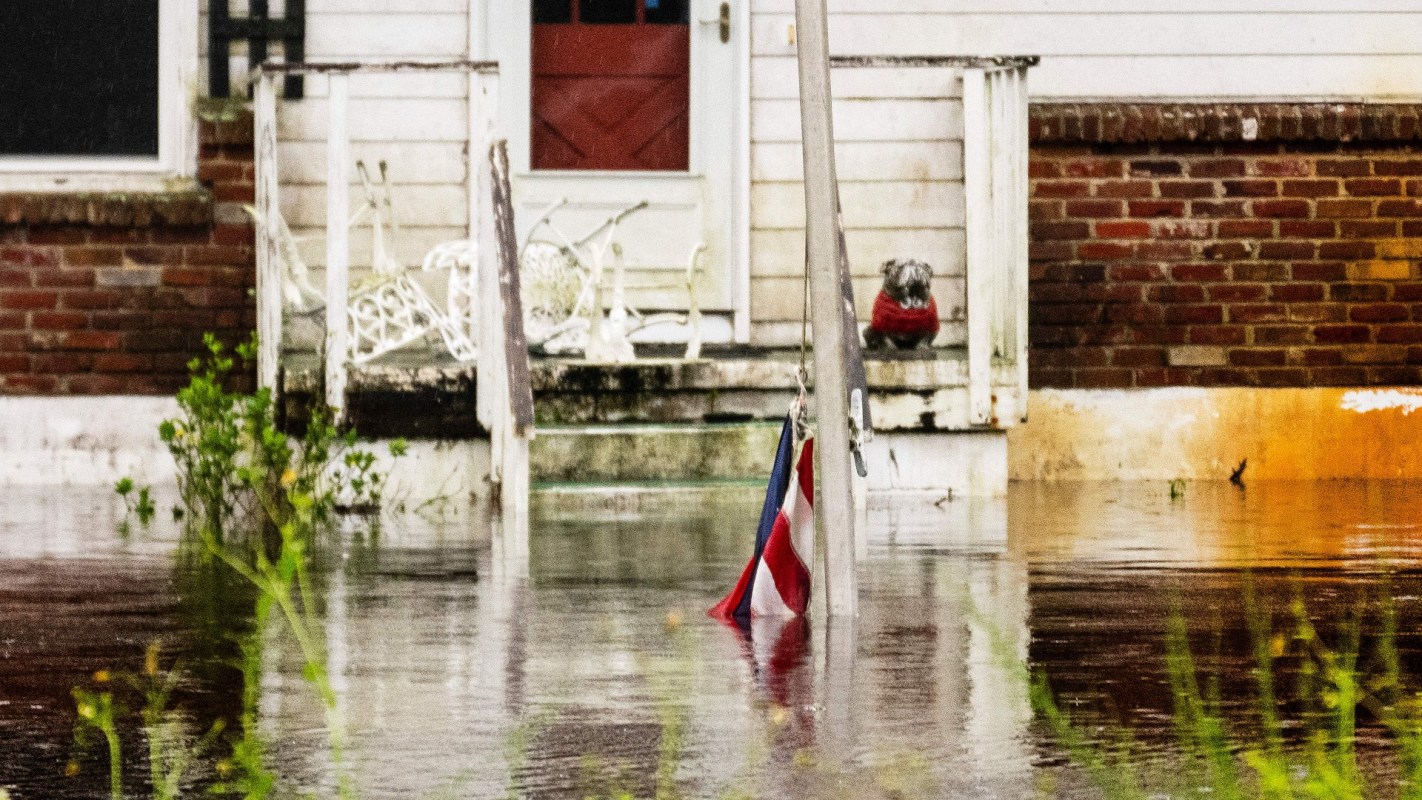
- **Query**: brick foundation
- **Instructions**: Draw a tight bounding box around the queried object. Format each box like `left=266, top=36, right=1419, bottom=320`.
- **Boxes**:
left=1028, top=103, right=1422, bottom=389
left=0, top=115, right=255, bottom=394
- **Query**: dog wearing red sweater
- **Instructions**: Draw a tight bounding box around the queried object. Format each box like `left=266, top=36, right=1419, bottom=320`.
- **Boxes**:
left=863, top=258, right=939, bottom=350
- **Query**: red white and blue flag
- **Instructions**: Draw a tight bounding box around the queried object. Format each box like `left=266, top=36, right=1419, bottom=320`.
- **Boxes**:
left=710, top=416, right=815, bottom=619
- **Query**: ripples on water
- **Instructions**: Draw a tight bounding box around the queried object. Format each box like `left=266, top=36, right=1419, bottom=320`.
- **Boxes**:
left=4, top=481, right=1422, bottom=798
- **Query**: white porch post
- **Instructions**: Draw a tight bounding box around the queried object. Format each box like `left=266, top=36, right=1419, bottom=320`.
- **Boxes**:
left=254, top=74, right=282, bottom=391
left=469, top=69, right=500, bottom=349
left=965, top=65, right=1032, bottom=427
left=1011, top=66, right=1031, bottom=422
left=324, top=73, right=351, bottom=418
left=491, top=141, right=532, bottom=541
left=962, top=67, right=994, bottom=427
left=476, top=139, right=503, bottom=480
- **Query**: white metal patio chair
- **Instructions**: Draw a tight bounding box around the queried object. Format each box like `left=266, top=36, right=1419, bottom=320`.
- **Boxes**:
left=249, top=160, right=479, bottom=365
left=518, top=198, right=705, bottom=361
left=345, top=160, right=478, bottom=365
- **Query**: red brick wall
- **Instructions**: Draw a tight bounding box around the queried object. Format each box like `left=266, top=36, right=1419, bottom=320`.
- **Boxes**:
left=1029, top=103, right=1422, bottom=389
left=0, top=116, right=255, bottom=394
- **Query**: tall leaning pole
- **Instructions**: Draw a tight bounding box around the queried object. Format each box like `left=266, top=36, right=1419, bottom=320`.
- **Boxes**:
left=795, top=0, right=858, bottom=617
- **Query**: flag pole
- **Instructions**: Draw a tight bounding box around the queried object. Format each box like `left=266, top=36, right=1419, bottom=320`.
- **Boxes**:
left=795, top=0, right=857, bottom=617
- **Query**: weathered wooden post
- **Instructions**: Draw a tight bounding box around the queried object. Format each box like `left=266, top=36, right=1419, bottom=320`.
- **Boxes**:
left=795, top=0, right=857, bottom=616
left=477, top=135, right=532, bottom=552
left=324, top=72, right=351, bottom=419
left=490, top=140, right=533, bottom=532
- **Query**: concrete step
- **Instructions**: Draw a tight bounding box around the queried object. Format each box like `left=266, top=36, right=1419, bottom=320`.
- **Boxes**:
left=531, top=422, right=783, bottom=485
left=530, top=481, right=765, bottom=518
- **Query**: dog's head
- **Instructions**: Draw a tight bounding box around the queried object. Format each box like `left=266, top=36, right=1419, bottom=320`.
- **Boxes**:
left=880, top=258, right=934, bottom=309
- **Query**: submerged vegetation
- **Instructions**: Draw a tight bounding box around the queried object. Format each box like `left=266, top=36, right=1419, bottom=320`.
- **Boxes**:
left=114, top=477, right=156, bottom=527
left=1032, top=584, right=1422, bottom=800
left=79, top=334, right=402, bottom=799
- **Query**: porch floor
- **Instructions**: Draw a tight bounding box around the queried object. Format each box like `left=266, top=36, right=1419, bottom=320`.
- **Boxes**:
left=279, top=344, right=1023, bottom=438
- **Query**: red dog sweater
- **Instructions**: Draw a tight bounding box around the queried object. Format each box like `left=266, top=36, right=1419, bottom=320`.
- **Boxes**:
left=870, top=290, right=939, bottom=338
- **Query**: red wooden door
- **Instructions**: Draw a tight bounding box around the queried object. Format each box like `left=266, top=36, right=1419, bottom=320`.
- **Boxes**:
left=531, top=0, right=690, bottom=171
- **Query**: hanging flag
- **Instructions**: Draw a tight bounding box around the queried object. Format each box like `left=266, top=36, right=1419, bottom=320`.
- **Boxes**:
left=710, top=416, right=815, bottom=619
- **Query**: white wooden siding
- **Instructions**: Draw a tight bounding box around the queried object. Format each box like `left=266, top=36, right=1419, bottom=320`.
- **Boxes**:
left=749, top=5, right=1422, bottom=100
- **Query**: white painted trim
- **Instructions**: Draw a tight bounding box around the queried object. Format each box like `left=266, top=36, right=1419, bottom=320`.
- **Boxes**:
left=492, top=1, right=750, bottom=332
left=163, top=0, right=200, bottom=182
left=469, top=0, right=490, bottom=60
left=0, top=0, right=198, bottom=191
left=1012, top=67, right=1030, bottom=422
left=733, top=0, right=753, bottom=343
left=489, top=1, right=532, bottom=174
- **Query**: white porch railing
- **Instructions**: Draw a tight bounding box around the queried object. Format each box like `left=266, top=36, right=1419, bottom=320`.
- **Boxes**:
left=252, top=60, right=501, bottom=415
left=830, top=55, right=1036, bottom=428
left=965, top=62, right=1032, bottom=427
left=253, top=59, right=534, bottom=523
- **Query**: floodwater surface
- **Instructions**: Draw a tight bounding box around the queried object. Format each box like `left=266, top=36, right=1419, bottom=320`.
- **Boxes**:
left=5, top=481, right=1422, bottom=798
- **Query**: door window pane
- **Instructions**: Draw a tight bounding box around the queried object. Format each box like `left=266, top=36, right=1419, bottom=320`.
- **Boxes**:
left=580, top=0, right=636, bottom=24
left=0, top=0, right=160, bottom=157
left=532, top=0, right=571, bottom=24
left=645, top=0, right=689, bottom=24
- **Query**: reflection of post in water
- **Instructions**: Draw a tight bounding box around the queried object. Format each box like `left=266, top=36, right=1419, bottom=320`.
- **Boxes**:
left=816, top=616, right=855, bottom=771
left=962, top=555, right=1032, bottom=788
left=487, top=521, right=530, bottom=717
left=486, top=514, right=531, bottom=792
left=490, top=506, right=531, bottom=575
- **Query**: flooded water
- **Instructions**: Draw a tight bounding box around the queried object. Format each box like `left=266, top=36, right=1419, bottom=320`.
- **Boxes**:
left=6, top=481, right=1422, bottom=798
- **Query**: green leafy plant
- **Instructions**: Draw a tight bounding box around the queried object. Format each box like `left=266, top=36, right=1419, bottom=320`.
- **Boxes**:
left=71, top=672, right=124, bottom=800
left=77, top=333, right=402, bottom=800
left=115, top=477, right=157, bottom=526
left=154, top=333, right=380, bottom=798
left=69, top=642, right=225, bottom=800
left=334, top=438, right=408, bottom=514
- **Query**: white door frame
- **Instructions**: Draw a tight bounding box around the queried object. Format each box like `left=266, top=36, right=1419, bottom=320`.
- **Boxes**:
left=483, top=0, right=751, bottom=342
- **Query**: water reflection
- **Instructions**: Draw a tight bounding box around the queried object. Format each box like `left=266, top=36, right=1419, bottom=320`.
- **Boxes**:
left=7, top=481, right=1422, bottom=797
left=224, top=493, right=1035, bottom=798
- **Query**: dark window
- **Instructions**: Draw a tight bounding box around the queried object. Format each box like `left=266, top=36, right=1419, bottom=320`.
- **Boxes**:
left=532, top=0, right=572, bottom=24
left=0, top=0, right=160, bottom=158
left=580, top=0, right=636, bottom=24
left=644, top=0, right=689, bottom=24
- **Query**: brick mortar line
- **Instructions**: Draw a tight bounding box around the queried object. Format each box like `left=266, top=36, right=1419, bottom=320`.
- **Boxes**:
left=1031, top=102, right=1422, bottom=145
left=0, top=191, right=216, bottom=228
